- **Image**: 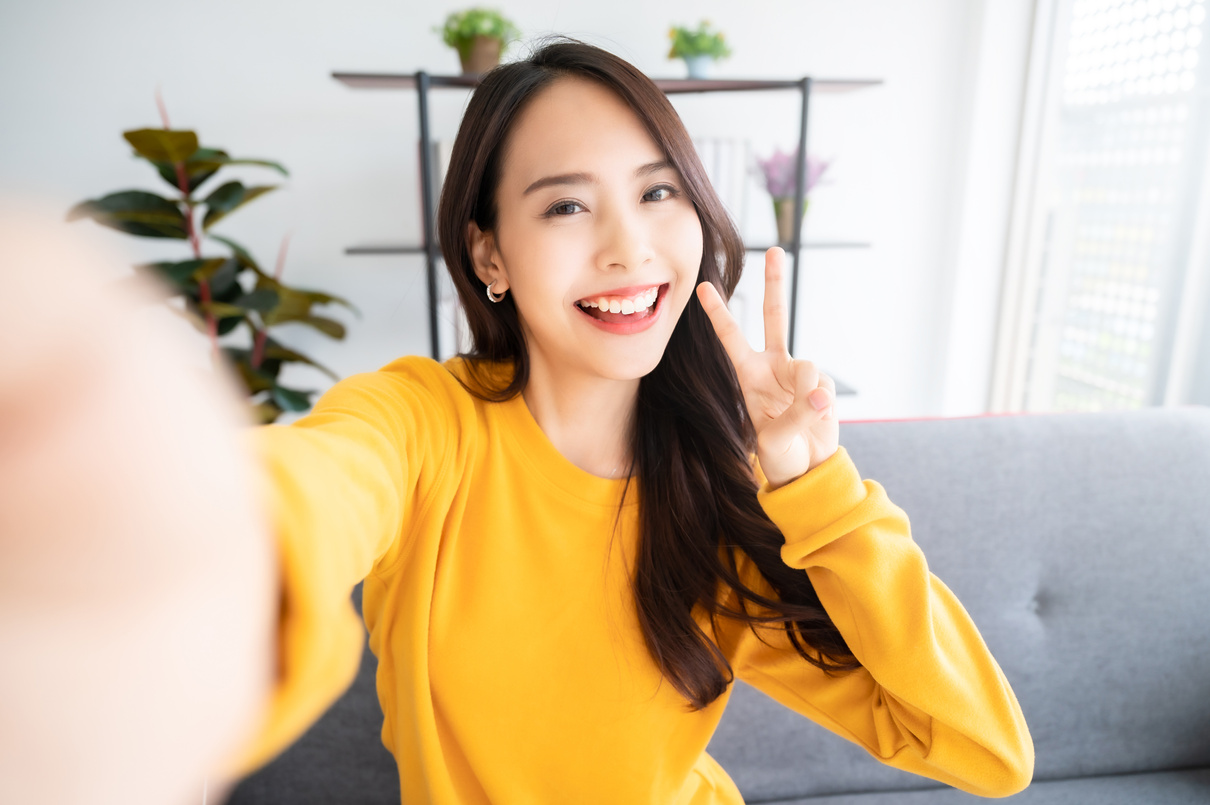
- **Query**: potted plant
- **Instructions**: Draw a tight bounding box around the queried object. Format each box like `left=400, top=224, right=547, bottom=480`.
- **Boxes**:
left=754, top=147, right=832, bottom=245
left=667, top=20, right=732, bottom=79
left=437, top=8, right=521, bottom=75
left=68, top=119, right=357, bottom=425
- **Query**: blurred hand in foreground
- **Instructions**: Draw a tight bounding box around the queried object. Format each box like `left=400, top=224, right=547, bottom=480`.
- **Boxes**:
left=0, top=202, right=277, bottom=805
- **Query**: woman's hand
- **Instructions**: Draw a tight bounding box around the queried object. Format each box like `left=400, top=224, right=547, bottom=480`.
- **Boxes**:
left=696, top=247, right=838, bottom=489
left=0, top=204, right=277, bottom=805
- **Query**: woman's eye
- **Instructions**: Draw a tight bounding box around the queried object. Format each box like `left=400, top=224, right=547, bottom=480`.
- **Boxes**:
left=644, top=184, right=680, bottom=202
left=546, top=201, right=583, bottom=216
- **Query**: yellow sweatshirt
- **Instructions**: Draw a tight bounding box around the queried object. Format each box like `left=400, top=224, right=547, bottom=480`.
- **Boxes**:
left=226, top=354, right=1033, bottom=803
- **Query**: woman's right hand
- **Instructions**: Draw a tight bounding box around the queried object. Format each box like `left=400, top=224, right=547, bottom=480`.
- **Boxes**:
left=0, top=202, right=278, bottom=805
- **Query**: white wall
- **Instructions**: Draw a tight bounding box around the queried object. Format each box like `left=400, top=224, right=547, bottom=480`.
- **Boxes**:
left=0, top=0, right=1034, bottom=422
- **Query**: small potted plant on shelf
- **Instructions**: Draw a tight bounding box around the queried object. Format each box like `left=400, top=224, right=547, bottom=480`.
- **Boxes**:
left=667, top=20, right=731, bottom=79
left=754, top=147, right=832, bottom=245
left=437, top=8, right=521, bottom=75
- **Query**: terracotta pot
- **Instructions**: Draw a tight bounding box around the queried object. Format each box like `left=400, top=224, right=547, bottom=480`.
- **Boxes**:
left=773, top=197, right=809, bottom=244
left=458, top=35, right=502, bottom=75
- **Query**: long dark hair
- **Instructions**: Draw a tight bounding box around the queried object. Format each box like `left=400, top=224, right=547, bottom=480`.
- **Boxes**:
left=437, top=37, right=859, bottom=708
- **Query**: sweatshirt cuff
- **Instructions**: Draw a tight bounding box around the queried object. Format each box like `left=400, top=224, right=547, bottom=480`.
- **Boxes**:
left=756, top=446, right=871, bottom=557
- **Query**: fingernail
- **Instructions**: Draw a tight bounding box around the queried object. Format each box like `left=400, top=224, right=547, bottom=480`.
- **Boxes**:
left=809, top=388, right=829, bottom=410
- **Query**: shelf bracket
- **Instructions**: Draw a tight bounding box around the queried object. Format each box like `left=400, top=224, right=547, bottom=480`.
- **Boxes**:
left=416, top=70, right=441, bottom=360
left=789, top=76, right=813, bottom=351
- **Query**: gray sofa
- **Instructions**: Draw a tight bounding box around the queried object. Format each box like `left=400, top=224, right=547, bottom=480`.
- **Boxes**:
left=226, top=407, right=1210, bottom=804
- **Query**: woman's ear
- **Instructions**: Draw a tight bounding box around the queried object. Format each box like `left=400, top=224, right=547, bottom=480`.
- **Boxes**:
left=466, top=221, right=508, bottom=293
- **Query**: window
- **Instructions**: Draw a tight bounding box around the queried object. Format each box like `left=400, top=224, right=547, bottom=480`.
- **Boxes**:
left=995, top=0, right=1210, bottom=411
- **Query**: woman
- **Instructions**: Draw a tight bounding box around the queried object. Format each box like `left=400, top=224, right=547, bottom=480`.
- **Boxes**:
left=0, top=38, right=1032, bottom=805
left=232, top=38, right=1032, bottom=802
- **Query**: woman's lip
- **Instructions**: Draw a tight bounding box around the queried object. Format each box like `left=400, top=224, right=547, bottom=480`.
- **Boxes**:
left=574, top=283, right=669, bottom=335
left=575, top=282, right=666, bottom=304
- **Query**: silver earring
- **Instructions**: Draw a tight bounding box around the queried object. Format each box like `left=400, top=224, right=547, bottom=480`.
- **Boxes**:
left=486, top=280, right=506, bottom=303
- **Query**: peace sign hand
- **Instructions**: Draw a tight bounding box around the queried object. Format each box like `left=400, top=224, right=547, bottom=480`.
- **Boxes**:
left=696, top=247, right=838, bottom=490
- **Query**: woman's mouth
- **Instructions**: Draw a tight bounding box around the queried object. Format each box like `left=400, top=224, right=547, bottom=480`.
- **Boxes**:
left=573, top=283, right=669, bottom=333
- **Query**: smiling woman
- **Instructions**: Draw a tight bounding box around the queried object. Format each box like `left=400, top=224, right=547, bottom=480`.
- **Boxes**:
left=241, top=36, right=1033, bottom=802
left=0, top=36, right=1033, bottom=805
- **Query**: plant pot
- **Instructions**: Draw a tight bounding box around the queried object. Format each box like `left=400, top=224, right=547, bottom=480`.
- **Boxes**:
left=458, top=35, right=502, bottom=75
left=772, top=197, right=809, bottom=245
left=683, top=55, right=715, bottom=79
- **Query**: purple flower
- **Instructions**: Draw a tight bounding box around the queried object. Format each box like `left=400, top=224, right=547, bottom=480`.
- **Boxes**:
left=754, top=147, right=831, bottom=199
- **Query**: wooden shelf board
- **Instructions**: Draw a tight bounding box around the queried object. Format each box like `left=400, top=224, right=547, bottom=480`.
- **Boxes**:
left=333, top=72, right=882, bottom=94
left=746, top=242, right=872, bottom=251
left=656, top=78, right=882, bottom=94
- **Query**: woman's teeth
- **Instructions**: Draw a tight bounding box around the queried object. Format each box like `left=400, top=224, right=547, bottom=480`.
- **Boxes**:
left=577, top=286, right=660, bottom=315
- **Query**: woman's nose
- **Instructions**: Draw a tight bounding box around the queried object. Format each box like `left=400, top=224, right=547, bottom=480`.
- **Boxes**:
left=597, top=206, right=653, bottom=272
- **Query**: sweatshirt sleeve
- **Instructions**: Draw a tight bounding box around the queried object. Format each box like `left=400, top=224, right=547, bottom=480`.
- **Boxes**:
left=219, top=363, right=450, bottom=778
left=718, top=446, right=1034, bottom=798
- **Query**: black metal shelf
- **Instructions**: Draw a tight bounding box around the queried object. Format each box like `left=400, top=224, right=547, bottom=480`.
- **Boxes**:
left=334, top=69, right=881, bottom=360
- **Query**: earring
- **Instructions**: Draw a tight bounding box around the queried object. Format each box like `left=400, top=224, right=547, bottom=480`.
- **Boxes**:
left=486, top=280, right=506, bottom=303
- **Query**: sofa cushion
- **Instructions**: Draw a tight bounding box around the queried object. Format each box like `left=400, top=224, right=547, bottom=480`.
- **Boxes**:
left=709, top=408, right=1210, bottom=799
left=767, top=766, right=1210, bottom=804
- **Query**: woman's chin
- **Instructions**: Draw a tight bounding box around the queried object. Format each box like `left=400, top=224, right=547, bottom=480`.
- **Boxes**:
left=589, top=341, right=669, bottom=382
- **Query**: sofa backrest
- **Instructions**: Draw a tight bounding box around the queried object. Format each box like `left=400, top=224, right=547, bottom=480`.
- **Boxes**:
left=708, top=406, right=1210, bottom=800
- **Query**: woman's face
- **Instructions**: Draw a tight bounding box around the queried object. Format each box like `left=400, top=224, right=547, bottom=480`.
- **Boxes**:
left=471, top=76, right=704, bottom=383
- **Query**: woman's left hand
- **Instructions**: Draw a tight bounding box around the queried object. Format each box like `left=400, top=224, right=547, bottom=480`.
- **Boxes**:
left=696, top=247, right=838, bottom=489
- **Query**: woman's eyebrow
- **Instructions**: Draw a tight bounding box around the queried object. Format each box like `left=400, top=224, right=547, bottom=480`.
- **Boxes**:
left=522, top=160, right=673, bottom=195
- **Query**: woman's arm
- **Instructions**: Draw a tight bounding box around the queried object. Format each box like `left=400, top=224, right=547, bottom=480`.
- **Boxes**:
left=0, top=205, right=440, bottom=799
left=719, top=448, right=1034, bottom=798
left=698, top=245, right=1031, bottom=796
left=231, top=362, right=442, bottom=775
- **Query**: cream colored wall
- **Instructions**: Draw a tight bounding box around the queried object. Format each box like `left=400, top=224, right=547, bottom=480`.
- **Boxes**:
left=0, top=0, right=1033, bottom=420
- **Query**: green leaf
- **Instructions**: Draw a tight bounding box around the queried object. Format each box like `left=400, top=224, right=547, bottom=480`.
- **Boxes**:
left=156, top=151, right=288, bottom=199
left=234, top=288, right=279, bottom=313
left=191, top=155, right=288, bottom=178
left=250, top=399, right=283, bottom=424
left=248, top=277, right=358, bottom=341
left=299, top=314, right=345, bottom=339
left=227, top=353, right=278, bottom=393
left=135, top=257, right=225, bottom=291
left=201, top=181, right=277, bottom=231
left=123, top=129, right=199, bottom=163
left=271, top=384, right=313, bottom=412
left=200, top=300, right=249, bottom=319
left=67, top=190, right=187, bottom=239
left=151, top=147, right=229, bottom=195
left=260, top=341, right=340, bottom=381
left=257, top=278, right=360, bottom=320
left=259, top=285, right=314, bottom=324
left=217, top=315, right=243, bottom=336
left=206, top=258, right=241, bottom=298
